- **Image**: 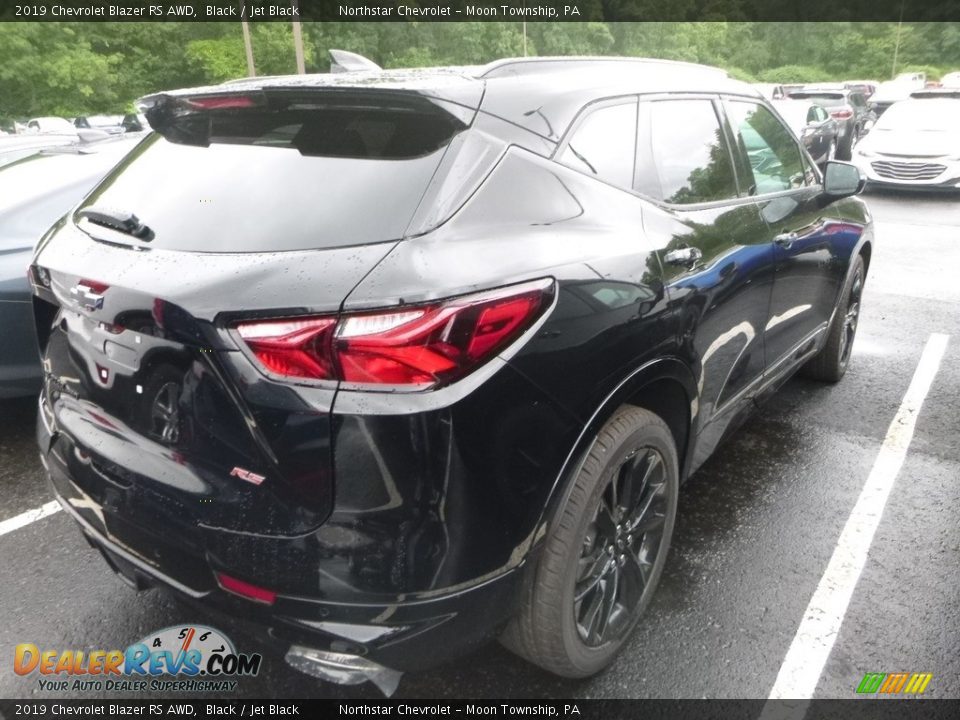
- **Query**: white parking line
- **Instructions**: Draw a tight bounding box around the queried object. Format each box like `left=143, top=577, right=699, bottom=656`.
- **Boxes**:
left=0, top=500, right=61, bottom=538
left=766, top=332, right=950, bottom=701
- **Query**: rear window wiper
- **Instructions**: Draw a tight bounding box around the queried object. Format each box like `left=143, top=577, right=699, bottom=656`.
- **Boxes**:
left=76, top=206, right=155, bottom=242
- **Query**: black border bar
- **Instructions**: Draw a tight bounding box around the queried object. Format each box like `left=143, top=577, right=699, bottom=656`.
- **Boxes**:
left=2, top=699, right=960, bottom=719
left=0, top=0, right=958, bottom=23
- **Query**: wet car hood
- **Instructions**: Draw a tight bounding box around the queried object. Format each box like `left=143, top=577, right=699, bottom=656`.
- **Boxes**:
left=861, top=128, right=960, bottom=158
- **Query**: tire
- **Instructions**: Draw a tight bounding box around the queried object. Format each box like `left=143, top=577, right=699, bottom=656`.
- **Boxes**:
left=501, top=405, right=679, bottom=677
left=802, top=255, right=865, bottom=383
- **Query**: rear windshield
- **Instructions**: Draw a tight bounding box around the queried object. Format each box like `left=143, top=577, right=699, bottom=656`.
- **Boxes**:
left=77, top=103, right=464, bottom=252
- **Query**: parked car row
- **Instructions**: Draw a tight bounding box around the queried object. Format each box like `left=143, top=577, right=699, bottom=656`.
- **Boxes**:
left=765, top=73, right=960, bottom=190
left=4, top=113, right=147, bottom=138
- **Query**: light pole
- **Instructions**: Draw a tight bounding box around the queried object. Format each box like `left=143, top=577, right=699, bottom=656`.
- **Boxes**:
left=241, top=19, right=256, bottom=77
left=292, top=0, right=306, bottom=74
left=891, top=1, right=905, bottom=79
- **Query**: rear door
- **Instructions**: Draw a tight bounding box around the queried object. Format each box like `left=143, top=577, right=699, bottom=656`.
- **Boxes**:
left=636, top=96, right=775, bottom=437
left=722, top=98, right=846, bottom=373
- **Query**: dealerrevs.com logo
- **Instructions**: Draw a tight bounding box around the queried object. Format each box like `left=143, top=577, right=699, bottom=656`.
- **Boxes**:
left=14, top=625, right=262, bottom=693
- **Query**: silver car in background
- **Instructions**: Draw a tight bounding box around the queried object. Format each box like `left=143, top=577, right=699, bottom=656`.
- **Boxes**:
left=852, top=97, right=960, bottom=189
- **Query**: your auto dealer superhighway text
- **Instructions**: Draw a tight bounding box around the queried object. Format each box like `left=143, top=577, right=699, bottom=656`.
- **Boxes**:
left=341, top=706, right=569, bottom=716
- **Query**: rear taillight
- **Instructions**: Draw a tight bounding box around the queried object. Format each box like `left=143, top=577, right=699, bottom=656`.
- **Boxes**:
left=235, top=279, right=553, bottom=389
left=237, top=317, right=338, bottom=380
left=830, top=109, right=854, bottom=120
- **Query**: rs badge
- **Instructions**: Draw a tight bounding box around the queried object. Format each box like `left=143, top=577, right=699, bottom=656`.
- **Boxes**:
left=230, top=467, right=266, bottom=485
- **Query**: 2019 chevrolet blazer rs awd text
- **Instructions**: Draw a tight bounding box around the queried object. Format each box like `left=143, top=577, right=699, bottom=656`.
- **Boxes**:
left=30, top=57, right=872, bottom=689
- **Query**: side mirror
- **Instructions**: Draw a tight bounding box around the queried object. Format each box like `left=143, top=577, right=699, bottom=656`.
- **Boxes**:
left=861, top=118, right=875, bottom=136
left=823, top=161, right=865, bottom=197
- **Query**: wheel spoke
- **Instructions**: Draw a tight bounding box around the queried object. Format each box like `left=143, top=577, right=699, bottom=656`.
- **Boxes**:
left=575, top=550, right=608, bottom=602
left=595, top=500, right=618, bottom=540
left=620, top=551, right=650, bottom=608
left=628, top=481, right=665, bottom=534
left=579, top=585, right=605, bottom=644
left=596, top=564, right=619, bottom=643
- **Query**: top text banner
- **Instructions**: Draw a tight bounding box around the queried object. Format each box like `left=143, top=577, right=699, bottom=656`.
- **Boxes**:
left=1, top=0, right=958, bottom=22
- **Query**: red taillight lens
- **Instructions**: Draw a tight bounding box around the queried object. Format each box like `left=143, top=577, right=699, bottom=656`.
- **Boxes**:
left=186, top=95, right=258, bottom=110
left=830, top=109, right=854, bottom=120
left=237, top=317, right=338, bottom=380
left=234, top=280, right=552, bottom=389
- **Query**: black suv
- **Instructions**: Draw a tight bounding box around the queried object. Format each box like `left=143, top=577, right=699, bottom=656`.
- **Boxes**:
left=31, top=57, right=872, bottom=691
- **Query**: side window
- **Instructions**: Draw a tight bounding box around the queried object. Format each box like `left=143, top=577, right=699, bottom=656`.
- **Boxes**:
left=806, top=106, right=819, bottom=124
left=642, top=99, right=738, bottom=204
left=559, top=99, right=637, bottom=190
left=815, top=106, right=828, bottom=122
left=726, top=101, right=806, bottom=194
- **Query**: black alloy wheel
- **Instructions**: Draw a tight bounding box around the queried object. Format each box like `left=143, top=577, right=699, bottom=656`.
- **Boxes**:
left=501, top=405, right=679, bottom=677
left=575, top=447, right=669, bottom=646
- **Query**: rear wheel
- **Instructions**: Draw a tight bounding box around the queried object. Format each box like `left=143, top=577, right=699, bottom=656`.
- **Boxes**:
left=802, top=255, right=865, bottom=382
left=501, top=405, right=679, bottom=677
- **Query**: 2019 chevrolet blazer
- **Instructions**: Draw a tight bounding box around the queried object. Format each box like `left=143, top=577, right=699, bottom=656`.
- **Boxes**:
left=30, top=57, right=872, bottom=691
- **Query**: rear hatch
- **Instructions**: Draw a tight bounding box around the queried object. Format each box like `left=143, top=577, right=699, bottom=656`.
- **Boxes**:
left=32, top=85, right=474, bottom=572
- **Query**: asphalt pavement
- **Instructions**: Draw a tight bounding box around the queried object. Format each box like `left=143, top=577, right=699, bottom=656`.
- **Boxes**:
left=1, top=190, right=957, bottom=700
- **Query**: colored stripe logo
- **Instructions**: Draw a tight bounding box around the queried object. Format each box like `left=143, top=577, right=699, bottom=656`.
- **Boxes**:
left=856, top=672, right=932, bottom=694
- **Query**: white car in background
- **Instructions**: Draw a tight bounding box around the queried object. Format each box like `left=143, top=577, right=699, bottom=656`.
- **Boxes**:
left=25, top=117, right=78, bottom=135
left=852, top=97, right=960, bottom=189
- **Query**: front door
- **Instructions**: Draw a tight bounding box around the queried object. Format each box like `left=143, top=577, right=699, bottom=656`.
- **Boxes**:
left=723, top=99, right=846, bottom=371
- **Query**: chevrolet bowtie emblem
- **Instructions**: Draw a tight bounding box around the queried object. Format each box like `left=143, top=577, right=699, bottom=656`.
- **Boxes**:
left=70, top=284, right=105, bottom=311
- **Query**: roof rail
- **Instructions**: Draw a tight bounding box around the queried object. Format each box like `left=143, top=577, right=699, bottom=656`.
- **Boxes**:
left=477, top=56, right=728, bottom=79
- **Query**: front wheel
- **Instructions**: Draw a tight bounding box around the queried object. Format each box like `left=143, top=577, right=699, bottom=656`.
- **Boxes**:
left=501, top=405, right=679, bottom=677
left=802, top=255, right=865, bottom=382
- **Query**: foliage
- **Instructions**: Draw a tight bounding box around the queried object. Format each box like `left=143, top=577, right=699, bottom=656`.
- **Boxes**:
left=757, top=65, right=833, bottom=84
left=2, top=21, right=959, bottom=122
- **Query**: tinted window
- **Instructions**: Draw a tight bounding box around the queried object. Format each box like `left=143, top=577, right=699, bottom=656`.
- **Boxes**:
left=644, top=100, right=738, bottom=204
left=727, top=101, right=806, bottom=194
left=560, top=100, right=637, bottom=189
left=78, top=104, right=464, bottom=252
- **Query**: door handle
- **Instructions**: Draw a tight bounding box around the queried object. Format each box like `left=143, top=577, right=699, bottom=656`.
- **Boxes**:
left=774, top=231, right=798, bottom=247
left=664, top=246, right=703, bottom=267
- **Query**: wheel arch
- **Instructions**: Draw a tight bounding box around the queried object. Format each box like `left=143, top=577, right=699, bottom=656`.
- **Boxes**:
left=526, top=357, right=698, bottom=563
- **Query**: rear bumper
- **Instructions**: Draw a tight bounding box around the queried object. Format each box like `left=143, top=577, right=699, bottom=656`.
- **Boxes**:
left=43, top=429, right=526, bottom=673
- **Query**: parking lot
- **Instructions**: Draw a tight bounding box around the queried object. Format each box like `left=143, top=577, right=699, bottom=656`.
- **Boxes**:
left=1, top=190, right=957, bottom=701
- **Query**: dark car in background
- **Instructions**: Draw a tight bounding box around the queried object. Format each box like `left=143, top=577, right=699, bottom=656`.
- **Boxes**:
left=0, top=136, right=140, bottom=398
left=772, top=99, right=840, bottom=165
left=31, top=57, right=872, bottom=693
left=788, top=86, right=874, bottom=159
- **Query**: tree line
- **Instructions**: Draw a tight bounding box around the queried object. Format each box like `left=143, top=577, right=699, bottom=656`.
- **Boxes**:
left=2, top=21, right=958, bottom=121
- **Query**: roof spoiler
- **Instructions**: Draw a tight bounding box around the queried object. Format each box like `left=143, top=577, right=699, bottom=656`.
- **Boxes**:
left=329, top=50, right=382, bottom=74
left=910, top=89, right=960, bottom=99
